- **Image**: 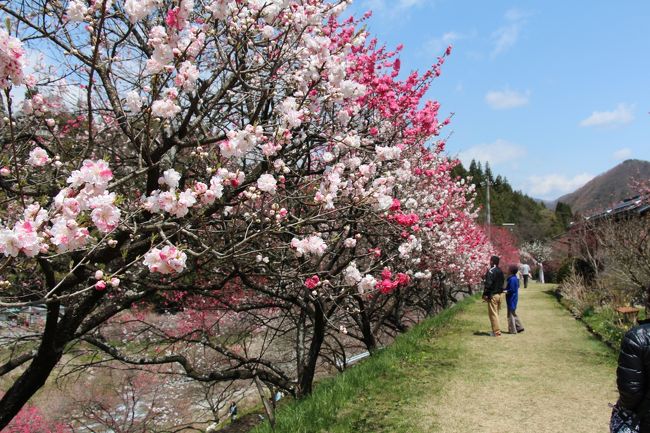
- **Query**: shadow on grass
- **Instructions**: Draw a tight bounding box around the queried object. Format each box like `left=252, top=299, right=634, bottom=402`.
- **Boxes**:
left=543, top=288, right=560, bottom=298
left=473, top=331, right=492, bottom=337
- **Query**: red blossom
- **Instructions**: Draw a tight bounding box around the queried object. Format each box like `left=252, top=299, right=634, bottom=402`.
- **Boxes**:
left=304, top=275, right=320, bottom=289
left=165, top=8, right=182, bottom=30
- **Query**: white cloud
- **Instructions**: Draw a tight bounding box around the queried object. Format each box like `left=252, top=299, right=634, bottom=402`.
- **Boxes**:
left=491, top=24, right=520, bottom=56
left=525, top=173, right=594, bottom=198
left=613, top=148, right=633, bottom=160
left=457, top=139, right=527, bottom=168
left=426, top=32, right=466, bottom=56
left=485, top=89, right=530, bottom=109
left=579, top=103, right=635, bottom=128
left=491, top=8, right=530, bottom=57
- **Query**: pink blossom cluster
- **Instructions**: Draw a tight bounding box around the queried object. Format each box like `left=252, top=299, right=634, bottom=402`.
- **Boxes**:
left=27, top=147, right=51, bottom=167
left=375, top=268, right=410, bottom=295
left=143, top=245, right=188, bottom=274
left=174, top=60, right=199, bottom=92
left=0, top=208, right=47, bottom=257
left=0, top=159, right=122, bottom=257
left=0, top=29, right=25, bottom=89
left=66, top=0, right=90, bottom=21
left=142, top=168, right=245, bottom=217
left=256, top=174, right=277, bottom=194
left=141, top=0, right=204, bottom=117
left=392, top=213, right=420, bottom=227
left=21, top=93, right=59, bottom=117
left=66, top=0, right=116, bottom=21
left=124, top=0, right=159, bottom=23
left=151, top=88, right=181, bottom=118
left=220, top=125, right=264, bottom=159
left=291, top=235, right=328, bottom=258
left=377, top=148, right=491, bottom=287
left=78, top=0, right=491, bottom=291
left=165, top=0, right=194, bottom=30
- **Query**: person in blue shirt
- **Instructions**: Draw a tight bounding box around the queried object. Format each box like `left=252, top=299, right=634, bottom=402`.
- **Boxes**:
left=505, top=264, right=524, bottom=334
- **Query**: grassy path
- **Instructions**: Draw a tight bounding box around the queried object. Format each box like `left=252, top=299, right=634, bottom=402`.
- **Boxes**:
left=256, top=282, right=618, bottom=433
left=413, top=281, right=618, bottom=433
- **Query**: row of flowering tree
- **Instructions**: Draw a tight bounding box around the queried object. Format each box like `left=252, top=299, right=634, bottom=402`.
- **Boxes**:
left=0, top=0, right=492, bottom=428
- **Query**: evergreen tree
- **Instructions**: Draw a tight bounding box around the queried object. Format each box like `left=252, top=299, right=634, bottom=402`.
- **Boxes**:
left=554, top=201, right=573, bottom=229
left=468, top=159, right=483, bottom=184
left=485, top=162, right=494, bottom=183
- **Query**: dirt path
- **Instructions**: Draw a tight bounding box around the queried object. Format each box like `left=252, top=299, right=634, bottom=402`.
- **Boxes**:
left=415, top=282, right=618, bottom=433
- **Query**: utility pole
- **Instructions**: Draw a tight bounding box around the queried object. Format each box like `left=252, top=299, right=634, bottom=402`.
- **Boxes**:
left=485, top=178, right=491, bottom=241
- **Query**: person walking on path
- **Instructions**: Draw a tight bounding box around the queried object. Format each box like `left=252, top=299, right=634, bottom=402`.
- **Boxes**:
left=483, top=255, right=505, bottom=337
left=520, top=262, right=531, bottom=288
left=504, top=264, right=524, bottom=334
left=537, top=261, right=545, bottom=284
left=612, top=320, right=650, bottom=432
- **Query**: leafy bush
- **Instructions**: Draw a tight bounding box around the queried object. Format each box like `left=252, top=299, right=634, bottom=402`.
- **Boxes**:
left=556, top=258, right=595, bottom=284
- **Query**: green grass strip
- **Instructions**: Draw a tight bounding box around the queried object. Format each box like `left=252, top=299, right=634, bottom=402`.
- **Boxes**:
left=253, top=295, right=477, bottom=433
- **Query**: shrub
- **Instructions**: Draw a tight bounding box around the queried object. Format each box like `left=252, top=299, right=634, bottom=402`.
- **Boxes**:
left=556, top=258, right=595, bottom=284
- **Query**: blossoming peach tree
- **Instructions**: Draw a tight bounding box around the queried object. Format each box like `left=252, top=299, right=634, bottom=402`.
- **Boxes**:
left=0, top=0, right=491, bottom=427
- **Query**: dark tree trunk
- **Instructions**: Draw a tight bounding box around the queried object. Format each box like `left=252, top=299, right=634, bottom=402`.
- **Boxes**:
left=297, top=301, right=325, bottom=397
left=439, top=282, right=451, bottom=310
left=427, top=283, right=436, bottom=316
left=356, top=299, right=377, bottom=352
left=0, top=302, right=63, bottom=429
left=390, top=291, right=408, bottom=332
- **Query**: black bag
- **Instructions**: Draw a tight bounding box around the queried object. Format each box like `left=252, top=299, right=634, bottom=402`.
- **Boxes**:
left=610, top=403, right=640, bottom=433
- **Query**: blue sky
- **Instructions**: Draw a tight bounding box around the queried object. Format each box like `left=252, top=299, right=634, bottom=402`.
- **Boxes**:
left=346, top=0, right=650, bottom=199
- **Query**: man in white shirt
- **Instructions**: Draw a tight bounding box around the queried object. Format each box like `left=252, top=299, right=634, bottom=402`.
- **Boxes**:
left=520, top=263, right=531, bottom=288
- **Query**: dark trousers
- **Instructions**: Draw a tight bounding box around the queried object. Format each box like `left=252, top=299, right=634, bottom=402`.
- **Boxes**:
left=523, top=274, right=529, bottom=288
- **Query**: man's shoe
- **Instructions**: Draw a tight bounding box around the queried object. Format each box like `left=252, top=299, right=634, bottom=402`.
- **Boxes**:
left=517, top=328, right=524, bottom=333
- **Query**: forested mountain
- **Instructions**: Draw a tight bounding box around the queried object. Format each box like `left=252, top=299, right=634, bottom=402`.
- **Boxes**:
left=453, top=160, right=570, bottom=242
left=556, top=159, right=650, bottom=215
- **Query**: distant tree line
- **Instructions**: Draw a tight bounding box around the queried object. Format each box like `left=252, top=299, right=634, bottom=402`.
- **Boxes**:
left=453, top=159, right=574, bottom=242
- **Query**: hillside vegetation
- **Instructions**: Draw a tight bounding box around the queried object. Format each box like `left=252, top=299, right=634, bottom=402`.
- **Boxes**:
left=453, top=160, right=569, bottom=242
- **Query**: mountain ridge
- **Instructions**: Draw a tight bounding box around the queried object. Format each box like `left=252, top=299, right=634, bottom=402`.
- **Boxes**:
left=554, top=159, right=650, bottom=215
